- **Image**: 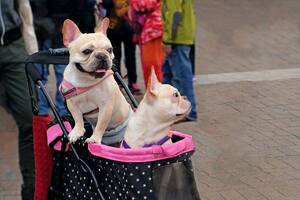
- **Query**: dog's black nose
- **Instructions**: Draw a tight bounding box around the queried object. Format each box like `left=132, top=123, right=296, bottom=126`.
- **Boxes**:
left=95, top=53, right=106, bottom=60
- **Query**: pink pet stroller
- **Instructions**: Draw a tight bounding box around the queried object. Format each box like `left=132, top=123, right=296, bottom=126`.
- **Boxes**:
left=25, top=48, right=201, bottom=200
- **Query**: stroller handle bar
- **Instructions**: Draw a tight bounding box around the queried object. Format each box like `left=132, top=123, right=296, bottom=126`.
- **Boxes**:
left=26, top=48, right=69, bottom=65
left=25, top=48, right=138, bottom=108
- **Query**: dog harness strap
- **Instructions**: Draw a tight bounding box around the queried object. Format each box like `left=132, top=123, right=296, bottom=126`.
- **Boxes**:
left=143, top=135, right=172, bottom=148
left=60, top=70, right=114, bottom=99
left=121, top=140, right=131, bottom=149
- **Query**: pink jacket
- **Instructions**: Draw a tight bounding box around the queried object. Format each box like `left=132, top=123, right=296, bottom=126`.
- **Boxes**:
left=130, top=0, right=163, bottom=44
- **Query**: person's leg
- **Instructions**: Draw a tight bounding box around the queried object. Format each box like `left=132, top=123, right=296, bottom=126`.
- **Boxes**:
left=34, top=64, right=49, bottom=115
left=107, top=28, right=122, bottom=74
left=171, top=44, right=197, bottom=120
left=0, top=38, right=34, bottom=200
left=122, top=23, right=141, bottom=93
left=140, top=44, right=150, bottom=87
left=54, top=64, right=68, bottom=115
left=140, top=37, right=164, bottom=88
left=156, top=37, right=166, bottom=82
left=35, top=40, right=50, bottom=115
left=190, top=44, right=195, bottom=76
left=162, top=53, right=173, bottom=85
left=123, top=24, right=137, bottom=86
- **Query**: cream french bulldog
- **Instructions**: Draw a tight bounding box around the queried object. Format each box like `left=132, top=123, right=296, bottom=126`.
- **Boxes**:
left=61, top=18, right=131, bottom=144
left=122, top=69, right=192, bottom=148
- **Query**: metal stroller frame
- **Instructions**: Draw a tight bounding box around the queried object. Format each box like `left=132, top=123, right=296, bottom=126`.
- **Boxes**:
left=25, top=48, right=138, bottom=200
left=25, top=48, right=200, bottom=200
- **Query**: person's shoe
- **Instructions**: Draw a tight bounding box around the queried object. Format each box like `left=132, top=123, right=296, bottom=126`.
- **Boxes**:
left=129, top=82, right=142, bottom=95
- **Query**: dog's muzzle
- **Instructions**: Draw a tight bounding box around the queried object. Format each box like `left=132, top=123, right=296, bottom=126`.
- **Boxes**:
left=75, top=52, right=111, bottom=79
left=75, top=62, right=110, bottom=79
left=94, top=53, right=111, bottom=74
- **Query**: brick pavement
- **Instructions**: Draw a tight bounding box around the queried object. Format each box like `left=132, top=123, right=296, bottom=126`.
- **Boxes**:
left=196, top=0, right=300, bottom=74
left=1, top=0, right=300, bottom=199
left=174, top=79, right=300, bottom=200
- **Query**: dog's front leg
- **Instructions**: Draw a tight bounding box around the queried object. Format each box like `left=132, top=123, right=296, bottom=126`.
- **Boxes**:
left=86, top=103, right=113, bottom=144
left=67, top=99, right=85, bottom=143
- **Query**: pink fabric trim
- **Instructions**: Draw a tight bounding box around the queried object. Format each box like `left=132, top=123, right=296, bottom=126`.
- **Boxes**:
left=60, top=69, right=114, bottom=99
left=47, top=121, right=72, bottom=151
left=47, top=124, right=196, bottom=162
left=88, top=131, right=195, bottom=163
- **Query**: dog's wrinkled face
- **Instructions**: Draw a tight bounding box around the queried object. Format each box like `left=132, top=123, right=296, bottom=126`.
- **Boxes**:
left=146, top=69, right=191, bottom=122
left=69, top=33, right=114, bottom=78
left=62, top=18, right=114, bottom=79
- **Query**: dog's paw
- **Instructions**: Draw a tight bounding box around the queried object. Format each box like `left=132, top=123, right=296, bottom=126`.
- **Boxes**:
left=85, top=135, right=101, bottom=144
left=68, top=128, right=85, bottom=143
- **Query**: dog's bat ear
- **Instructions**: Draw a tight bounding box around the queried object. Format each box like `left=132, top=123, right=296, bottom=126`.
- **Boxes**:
left=147, top=67, right=160, bottom=97
left=62, top=19, right=81, bottom=47
left=96, top=17, right=110, bottom=35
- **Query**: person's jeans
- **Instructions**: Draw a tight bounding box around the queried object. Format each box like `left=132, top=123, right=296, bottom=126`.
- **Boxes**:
left=190, top=44, right=195, bottom=76
left=162, top=44, right=197, bottom=120
left=0, top=38, right=34, bottom=200
left=35, top=40, right=67, bottom=116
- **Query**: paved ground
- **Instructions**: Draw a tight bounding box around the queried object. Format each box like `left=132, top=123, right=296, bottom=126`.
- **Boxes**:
left=1, top=0, right=300, bottom=199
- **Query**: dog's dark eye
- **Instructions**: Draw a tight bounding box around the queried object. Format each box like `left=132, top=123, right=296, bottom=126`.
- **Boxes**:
left=107, top=48, right=113, bottom=53
left=82, top=49, right=93, bottom=55
left=173, top=92, right=179, bottom=98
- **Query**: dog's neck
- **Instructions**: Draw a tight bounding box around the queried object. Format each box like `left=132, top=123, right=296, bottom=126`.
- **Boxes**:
left=124, top=99, right=173, bottom=148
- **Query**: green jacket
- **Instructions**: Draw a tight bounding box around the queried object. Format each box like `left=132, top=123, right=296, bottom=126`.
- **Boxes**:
left=161, top=0, right=196, bottom=45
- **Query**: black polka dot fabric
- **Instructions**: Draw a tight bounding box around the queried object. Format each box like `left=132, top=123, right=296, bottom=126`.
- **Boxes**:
left=48, top=136, right=200, bottom=200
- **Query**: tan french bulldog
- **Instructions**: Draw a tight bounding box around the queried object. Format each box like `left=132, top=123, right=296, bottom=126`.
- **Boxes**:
left=123, top=69, right=192, bottom=148
left=61, top=18, right=131, bottom=144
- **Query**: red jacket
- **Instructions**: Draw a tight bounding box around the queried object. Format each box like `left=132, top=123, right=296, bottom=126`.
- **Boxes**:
left=130, top=0, right=163, bottom=44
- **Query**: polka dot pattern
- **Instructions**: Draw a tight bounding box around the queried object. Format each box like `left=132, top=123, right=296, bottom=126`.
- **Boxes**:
left=49, top=137, right=198, bottom=199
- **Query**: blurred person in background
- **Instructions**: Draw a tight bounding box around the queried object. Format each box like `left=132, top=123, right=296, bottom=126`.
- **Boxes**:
left=31, top=0, right=67, bottom=117
left=101, top=0, right=141, bottom=95
left=129, top=0, right=165, bottom=88
left=0, top=0, right=38, bottom=199
left=161, top=0, right=198, bottom=122
left=31, top=0, right=97, bottom=116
